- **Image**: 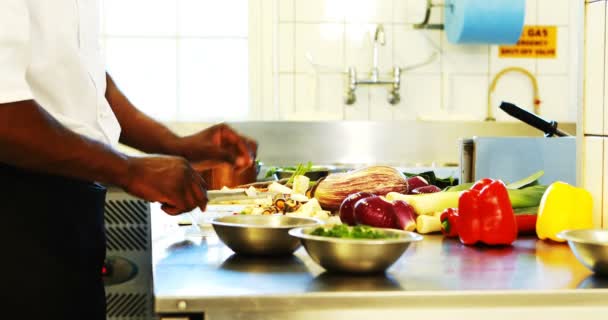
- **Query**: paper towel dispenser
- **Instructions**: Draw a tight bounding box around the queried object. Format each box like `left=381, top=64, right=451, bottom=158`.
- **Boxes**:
left=414, top=0, right=525, bottom=44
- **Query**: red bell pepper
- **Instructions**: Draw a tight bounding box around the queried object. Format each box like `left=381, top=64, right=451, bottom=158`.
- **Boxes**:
left=515, top=213, right=537, bottom=235
left=442, top=207, right=537, bottom=237
left=440, top=208, right=459, bottom=238
left=457, top=179, right=518, bottom=246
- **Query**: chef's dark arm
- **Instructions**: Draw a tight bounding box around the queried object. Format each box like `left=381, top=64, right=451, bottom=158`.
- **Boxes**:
left=104, top=73, right=256, bottom=170
left=104, top=73, right=183, bottom=156
left=0, top=99, right=210, bottom=214
left=0, top=99, right=131, bottom=186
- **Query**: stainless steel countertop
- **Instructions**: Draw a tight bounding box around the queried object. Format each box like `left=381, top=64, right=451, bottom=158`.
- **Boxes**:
left=153, top=216, right=608, bottom=315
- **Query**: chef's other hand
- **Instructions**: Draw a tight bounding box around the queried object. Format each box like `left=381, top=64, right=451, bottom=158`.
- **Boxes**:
left=175, top=123, right=257, bottom=173
left=123, top=156, right=208, bottom=215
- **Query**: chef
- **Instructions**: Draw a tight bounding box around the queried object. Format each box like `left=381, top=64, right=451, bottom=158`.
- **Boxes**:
left=0, top=1, right=256, bottom=319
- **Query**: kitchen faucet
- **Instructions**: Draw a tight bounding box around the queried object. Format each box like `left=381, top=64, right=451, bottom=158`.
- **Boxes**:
left=371, top=24, right=385, bottom=82
left=486, top=67, right=541, bottom=121
left=345, top=24, right=401, bottom=105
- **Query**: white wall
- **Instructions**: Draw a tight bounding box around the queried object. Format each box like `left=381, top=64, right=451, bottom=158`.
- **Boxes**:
left=100, top=0, right=251, bottom=122
left=268, top=0, right=575, bottom=122
left=582, top=0, right=607, bottom=228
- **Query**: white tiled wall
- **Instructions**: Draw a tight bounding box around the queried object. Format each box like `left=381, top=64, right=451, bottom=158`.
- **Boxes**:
left=605, top=144, right=608, bottom=227
left=582, top=0, right=607, bottom=229
left=100, top=0, right=250, bottom=122
left=583, top=137, right=604, bottom=228
left=274, top=0, right=576, bottom=122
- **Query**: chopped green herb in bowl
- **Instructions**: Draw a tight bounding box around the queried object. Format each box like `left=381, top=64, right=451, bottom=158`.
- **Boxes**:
left=289, top=224, right=423, bottom=273
left=310, top=224, right=399, bottom=240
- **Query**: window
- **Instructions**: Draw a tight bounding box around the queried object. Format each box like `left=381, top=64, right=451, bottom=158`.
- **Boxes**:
left=100, top=0, right=250, bottom=122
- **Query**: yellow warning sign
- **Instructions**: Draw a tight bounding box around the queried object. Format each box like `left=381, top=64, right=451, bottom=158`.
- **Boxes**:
left=499, top=26, right=557, bottom=59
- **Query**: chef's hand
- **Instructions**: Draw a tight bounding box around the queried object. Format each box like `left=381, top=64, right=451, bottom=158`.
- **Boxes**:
left=123, top=156, right=208, bottom=215
left=174, top=123, right=257, bottom=173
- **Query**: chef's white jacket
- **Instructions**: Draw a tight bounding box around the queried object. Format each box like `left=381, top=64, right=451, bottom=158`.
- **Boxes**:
left=0, top=0, right=120, bottom=146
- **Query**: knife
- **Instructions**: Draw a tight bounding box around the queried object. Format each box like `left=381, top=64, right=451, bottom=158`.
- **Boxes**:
left=499, top=102, right=570, bottom=137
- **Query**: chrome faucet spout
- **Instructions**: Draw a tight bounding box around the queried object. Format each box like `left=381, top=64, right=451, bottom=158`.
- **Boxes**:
left=345, top=24, right=402, bottom=106
left=374, top=24, right=386, bottom=45
left=372, top=24, right=385, bottom=81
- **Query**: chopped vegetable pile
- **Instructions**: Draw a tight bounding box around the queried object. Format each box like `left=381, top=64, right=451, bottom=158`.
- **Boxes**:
left=310, top=224, right=398, bottom=239
left=214, top=166, right=557, bottom=241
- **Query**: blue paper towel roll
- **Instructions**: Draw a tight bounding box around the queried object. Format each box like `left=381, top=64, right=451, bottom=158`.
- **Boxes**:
left=445, top=0, right=525, bottom=44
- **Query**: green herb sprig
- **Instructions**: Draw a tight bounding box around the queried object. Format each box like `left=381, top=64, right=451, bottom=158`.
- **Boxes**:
left=287, top=161, right=313, bottom=184
left=310, top=225, right=398, bottom=239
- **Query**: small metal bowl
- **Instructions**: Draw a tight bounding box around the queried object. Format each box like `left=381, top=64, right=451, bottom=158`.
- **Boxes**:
left=210, top=215, right=321, bottom=256
left=558, top=229, right=608, bottom=276
left=289, top=226, right=423, bottom=274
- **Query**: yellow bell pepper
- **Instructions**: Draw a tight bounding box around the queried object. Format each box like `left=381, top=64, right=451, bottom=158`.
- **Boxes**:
left=536, top=181, right=593, bottom=242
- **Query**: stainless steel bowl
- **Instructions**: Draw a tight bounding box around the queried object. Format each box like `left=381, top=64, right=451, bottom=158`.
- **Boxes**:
left=210, top=215, right=321, bottom=256
left=558, top=229, right=608, bottom=275
left=289, top=227, right=423, bottom=274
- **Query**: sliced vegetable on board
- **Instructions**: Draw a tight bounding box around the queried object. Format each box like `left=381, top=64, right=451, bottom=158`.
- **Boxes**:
left=268, top=182, right=293, bottom=194
left=292, top=175, right=310, bottom=195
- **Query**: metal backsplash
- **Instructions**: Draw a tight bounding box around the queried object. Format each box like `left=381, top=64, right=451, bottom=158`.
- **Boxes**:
left=225, top=121, right=577, bottom=167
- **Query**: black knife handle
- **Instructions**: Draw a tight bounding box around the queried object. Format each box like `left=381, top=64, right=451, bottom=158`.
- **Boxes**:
left=499, top=102, right=569, bottom=137
left=548, top=120, right=569, bottom=137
